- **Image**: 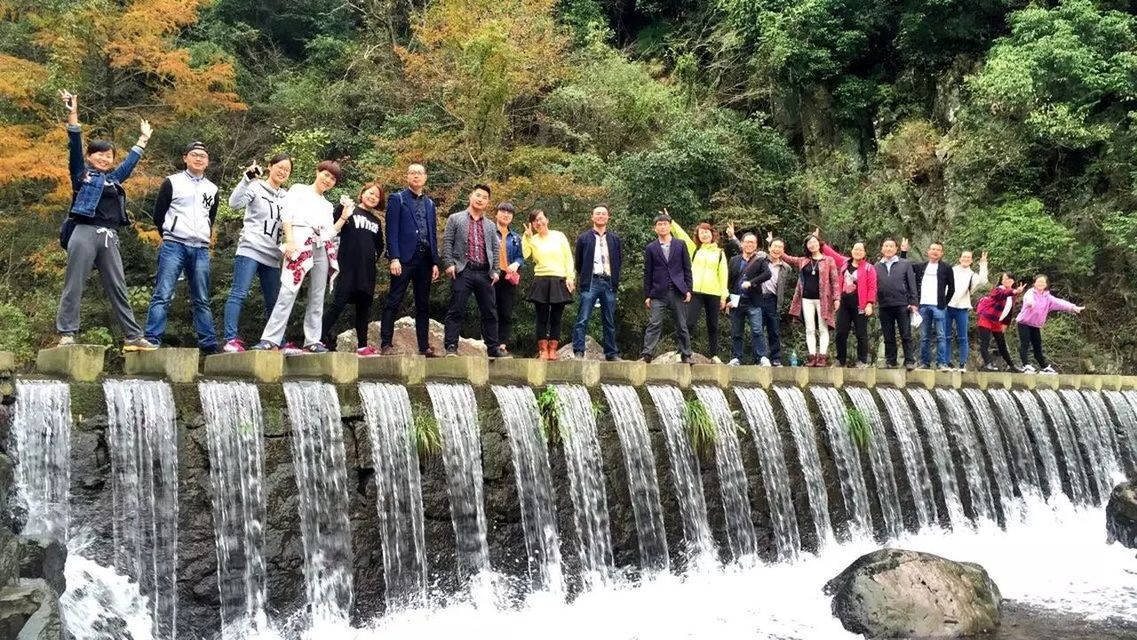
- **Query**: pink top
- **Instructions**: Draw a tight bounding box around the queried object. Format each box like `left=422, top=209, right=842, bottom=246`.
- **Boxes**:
left=822, top=244, right=878, bottom=312
left=1015, top=289, right=1077, bottom=328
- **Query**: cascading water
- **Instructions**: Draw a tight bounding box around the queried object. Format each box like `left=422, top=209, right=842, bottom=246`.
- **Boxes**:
left=552, top=384, right=613, bottom=589
left=1103, top=390, right=1137, bottom=476
left=11, top=379, right=72, bottom=540
left=492, top=386, right=563, bottom=595
left=908, top=388, right=966, bottom=524
left=1079, top=390, right=1125, bottom=485
left=733, top=387, right=800, bottom=561
left=1061, top=389, right=1121, bottom=497
left=601, top=385, right=669, bottom=573
left=810, top=387, right=872, bottom=539
left=988, top=389, right=1042, bottom=496
left=427, top=383, right=491, bottom=578
left=961, top=388, right=1019, bottom=521
left=359, top=382, right=427, bottom=608
left=844, top=387, right=903, bottom=539
left=876, top=388, right=937, bottom=530
left=1036, top=389, right=1092, bottom=504
left=200, top=381, right=270, bottom=638
left=693, top=386, right=757, bottom=561
left=104, top=380, right=179, bottom=638
left=283, top=381, right=354, bottom=626
left=647, top=385, right=715, bottom=560
left=772, top=386, right=833, bottom=548
left=1013, top=389, right=1066, bottom=500
left=937, top=388, right=997, bottom=523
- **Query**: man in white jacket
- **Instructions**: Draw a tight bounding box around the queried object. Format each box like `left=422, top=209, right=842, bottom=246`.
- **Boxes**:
left=144, top=141, right=220, bottom=351
left=946, top=250, right=989, bottom=371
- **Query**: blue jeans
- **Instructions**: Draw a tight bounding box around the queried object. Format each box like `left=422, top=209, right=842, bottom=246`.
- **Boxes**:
left=572, top=277, right=618, bottom=358
left=945, top=307, right=970, bottom=366
left=919, top=304, right=948, bottom=366
left=145, top=241, right=217, bottom=349
left=730, top=303, right=766, bottom=362
left=223, top=255, right=281, bottom=342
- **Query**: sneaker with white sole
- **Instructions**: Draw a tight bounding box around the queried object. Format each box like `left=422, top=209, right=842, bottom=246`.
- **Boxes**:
left=303, top=342, right=328, bottom=354
left=122, top=337, right=158, bottom=352
left=57, top=335, right=76, bottom=347
left=251, top=340, right=279, bottom=351
left=759, top=357, right=772, bottom=367
left=1040, top=364, right=1058, bottom=375
left=711, top=356, right=723, bottom=364
left=223, top=338, right=246, bottom=353
left=1021, top=364, right=1037, bottom=374
left=727, top=358, right=741, bottom=366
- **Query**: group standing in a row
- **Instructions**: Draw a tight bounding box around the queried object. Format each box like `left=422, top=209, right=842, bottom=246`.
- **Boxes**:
left=55, top=91, right=1085, bottom=372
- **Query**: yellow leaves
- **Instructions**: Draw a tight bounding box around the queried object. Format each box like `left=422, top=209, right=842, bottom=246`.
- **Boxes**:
left=132, top=222, right=163, bottom=248
left=0, top=56, right=50, bottom=111
left=0, top=126, right=71, bottom=208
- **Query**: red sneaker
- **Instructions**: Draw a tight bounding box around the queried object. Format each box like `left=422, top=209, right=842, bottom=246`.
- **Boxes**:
left=356, top=346, right=380, bottom=357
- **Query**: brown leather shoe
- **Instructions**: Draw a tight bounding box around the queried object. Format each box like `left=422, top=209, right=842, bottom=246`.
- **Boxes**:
left=547, top=340, right=559, bottom=361
left=805, top=354, right=819, bottom=367
left=817, top=355, right=829, bottom=367
left=537, top=340, right=549, bottom=361
left=421, top=347, right=441, bottom=358
left=380, top=345, right=396, bottom=356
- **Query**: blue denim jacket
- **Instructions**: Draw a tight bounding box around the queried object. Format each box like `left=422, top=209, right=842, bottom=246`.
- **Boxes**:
left=501, top=229, right=525, bottom=270
left=68, top=124, right=144, bottom=224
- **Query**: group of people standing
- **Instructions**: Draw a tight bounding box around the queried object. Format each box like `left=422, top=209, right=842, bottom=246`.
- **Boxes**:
left=54, top=90, right=1085, bottom=372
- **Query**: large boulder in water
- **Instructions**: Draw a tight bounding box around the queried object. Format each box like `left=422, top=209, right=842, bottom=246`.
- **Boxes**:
left=1106, top=481, right=1137, bottom=549
left=824, top=548, right=1002, bottom=638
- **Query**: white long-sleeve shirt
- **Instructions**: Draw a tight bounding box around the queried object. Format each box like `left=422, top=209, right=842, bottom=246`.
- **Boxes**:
left=948, top=262, right=989, bottom=309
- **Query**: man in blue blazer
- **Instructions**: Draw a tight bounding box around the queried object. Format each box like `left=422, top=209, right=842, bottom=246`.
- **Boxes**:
left=379, top=163, right=441, bottom=356
left=641, top=212, right=694, bottom=363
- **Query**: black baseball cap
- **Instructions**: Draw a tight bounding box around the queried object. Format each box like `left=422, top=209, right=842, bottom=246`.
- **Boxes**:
left=184, top=141, right=208, bottom=155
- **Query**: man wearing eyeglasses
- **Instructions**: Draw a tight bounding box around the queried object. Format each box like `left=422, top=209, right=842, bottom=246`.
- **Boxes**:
left=144, top=141, right=220, bottom=353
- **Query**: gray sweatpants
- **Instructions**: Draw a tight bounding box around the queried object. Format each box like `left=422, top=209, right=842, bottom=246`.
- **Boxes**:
left=56, top=224, right=144, bottom=339
left=260, top=246, right=329, bottom=346
left=641, top=287, right=691, bottom=357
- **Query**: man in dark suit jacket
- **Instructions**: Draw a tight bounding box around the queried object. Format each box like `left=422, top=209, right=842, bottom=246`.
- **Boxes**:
left=379, top=163, right=440, bottom=356
left=572, top=204, right=623, bottom=360
left=902, top=239, right=956, bottom=369
left=441, top=184, right=506, bottom=358
left=641, top=212, right=694, bottom=363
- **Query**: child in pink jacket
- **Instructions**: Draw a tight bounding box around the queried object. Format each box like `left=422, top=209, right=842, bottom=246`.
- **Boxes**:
left=1015, top=274, right=1084, bottom=373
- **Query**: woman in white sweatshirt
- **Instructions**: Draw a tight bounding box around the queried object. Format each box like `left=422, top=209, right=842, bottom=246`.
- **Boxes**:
left=945, top=250, right=988, bottom=371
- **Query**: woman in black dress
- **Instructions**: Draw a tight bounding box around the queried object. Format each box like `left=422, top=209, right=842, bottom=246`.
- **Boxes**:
left=322, top=182, right=385, bottom=354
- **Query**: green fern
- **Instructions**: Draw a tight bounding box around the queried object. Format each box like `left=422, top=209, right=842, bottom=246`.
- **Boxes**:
left=846, top=408, right=871, bottom=451
left=411, top=404, right=443, bottom=458
left=683, top=398, right=717, bottom=458
left=537, top=386, right=562, bottom=445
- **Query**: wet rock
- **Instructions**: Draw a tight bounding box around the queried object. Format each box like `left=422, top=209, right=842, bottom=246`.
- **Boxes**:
left=0, top=578, right=62, bottom=640
left=0, top=526, right=19, bottom=589
left=17, top=537, right=65, bottom=594
left=824, top=548, right=1001, bottom=638
left=1106, top=481, right=1137, bottom=549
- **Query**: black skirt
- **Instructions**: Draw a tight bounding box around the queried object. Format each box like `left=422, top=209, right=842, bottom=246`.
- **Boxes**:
left=527, top=275, right=573, bottom=305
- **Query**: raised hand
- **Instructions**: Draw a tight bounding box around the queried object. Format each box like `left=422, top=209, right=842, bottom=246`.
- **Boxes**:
left=59, top=89, right=77, bottom=112
left=766, top=231, right=774, bottom=245
left=900, top=237, right=909, bottom=253
left=339, top=195, right=355, bottom=211
left=980, top=251, right=988, bottom=264
left=138, top=119, right=153, bottom=142
left=726, top=221, right=736, bottom=239
left=812, top=227, right=820, bottom=238
left=245, top=160, right=262, bottom=179
left=523, top=222, right=533, bottom=237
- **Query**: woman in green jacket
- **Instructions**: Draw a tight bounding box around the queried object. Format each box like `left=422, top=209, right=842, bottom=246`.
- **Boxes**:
left=671, top=217, right=730, bottom=362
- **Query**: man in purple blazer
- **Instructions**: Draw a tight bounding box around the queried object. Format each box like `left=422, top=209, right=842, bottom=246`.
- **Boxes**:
left=641, top=212, right=694, bottom=363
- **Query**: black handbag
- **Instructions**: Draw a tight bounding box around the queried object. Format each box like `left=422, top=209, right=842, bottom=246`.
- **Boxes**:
left=59, top=217, right=77, bottom=250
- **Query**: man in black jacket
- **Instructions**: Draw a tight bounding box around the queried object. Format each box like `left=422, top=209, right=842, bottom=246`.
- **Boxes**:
left=903, top=239, right=956, bottom=370
left=726, top=232, right=772, bottom=365
left=641, top=212, right=693, bottom=363
left=572, top=204, right=623, bottom=360
left=875, top=238, right=918, bottom=369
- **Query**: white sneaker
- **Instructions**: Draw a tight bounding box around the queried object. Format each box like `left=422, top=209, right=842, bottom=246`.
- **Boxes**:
left=57, top=335, right=75, bottom=346
left=1021, top=364, right=1037, bottom=374
left=711, top=356, right=723, bottom=364
left=1040, top=365, right=1058, bottom=375
left=727, top=358, right=741, bottom=366
left=759, top=357, right=772, bottom=367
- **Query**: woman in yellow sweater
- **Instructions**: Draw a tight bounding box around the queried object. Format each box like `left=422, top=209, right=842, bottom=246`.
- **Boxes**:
left=522, top=210, right=575, bottom=360
left=671, top=218, right=730, bottom=362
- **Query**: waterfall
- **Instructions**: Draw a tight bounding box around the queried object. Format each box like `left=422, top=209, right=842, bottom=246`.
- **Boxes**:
left=647, top=386, right=715, bottom=560
left=961, top=388, right=1019, bottom=520
left=552, top=384, right=613, bottom=589
left=492, top=386, right=563, bottom=595
left=200, top=381, right=269, bottom=638
left=844, top=388, right=903, bottom=539
left=601, top=385, right=669, bottom=573
left=1063, top=390, right=1122, bottom=498
left=693, top=386, right=757, bottom=561
left=1036, top=389, right=1092, bottom=504
left=12, top=380, right=72, bottom=540
left=810, top=387, right=872, bottom=539
left=772, top=386, right=833, bottom=548
left=283, top=381, right=354, bottom=625
left=988, top=389, right=1042, bottom=496
left=1080, top=391, right=1125, bottom=486
left=1013, top=389, right=1065, bottom=500
left=427, top=383, right=490, bottom=577
left=909, top=388, right=966, bottom=524
left=876, top=388, right=937, bottom=531
left=104, top=380, right=179, bottom=639
left=359, top=382, right=427, bottom=608
left=734, top=387, right=800, bottom=561
left=1103, top=390, right=1137, bottom=476
left=937, top=388, right=997, bottom=523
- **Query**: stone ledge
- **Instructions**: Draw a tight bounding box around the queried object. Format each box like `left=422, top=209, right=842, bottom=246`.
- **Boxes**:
left=596, top=360, right=646, bottom=386
left=35, top=345, right=106, bottom=382
left=843, top=367, right=875, bottom=387
left=203, top=351, right=283, bottom=383
left=283, top=352, right=358, bottom=384
left=644, top=362, right=691, bottom=388
left=424, top=356, right=489, bottom=385
left=489, top=358, right=545, bottom=386
left=358, top=355, right=425, bottom=384
left=771, top=365, right=808, bottom=388
left=123, top=348, right=200, bottom=383
left=729, top=365, right=773, bottom=387
left=546, top=359, right=599, bottom=386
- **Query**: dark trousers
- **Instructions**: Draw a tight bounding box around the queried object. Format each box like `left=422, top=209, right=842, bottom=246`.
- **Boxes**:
left=443, top=268, right=499, bottom=351
left=687, top=292, right=721, bottom=357
left=494, top=275, right=518, bottom=347
left=535, top=302, right=567, bottom=340
left=380, top=245, right=433, bottom=351
left=758, top=294, right=782, bottom=363
left=730, top=303, right=766, bottom=362
left=642, top=288, right=691, bottom=357
left=835, top=292, right=868, bottom=364
left=322, top=288, right=373, bottom=349
left=979, top=327, right=1015, bottom=368
left=878, top=304, right=914, bottom=366
left=1018, top=325, right=1046, bottom=367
